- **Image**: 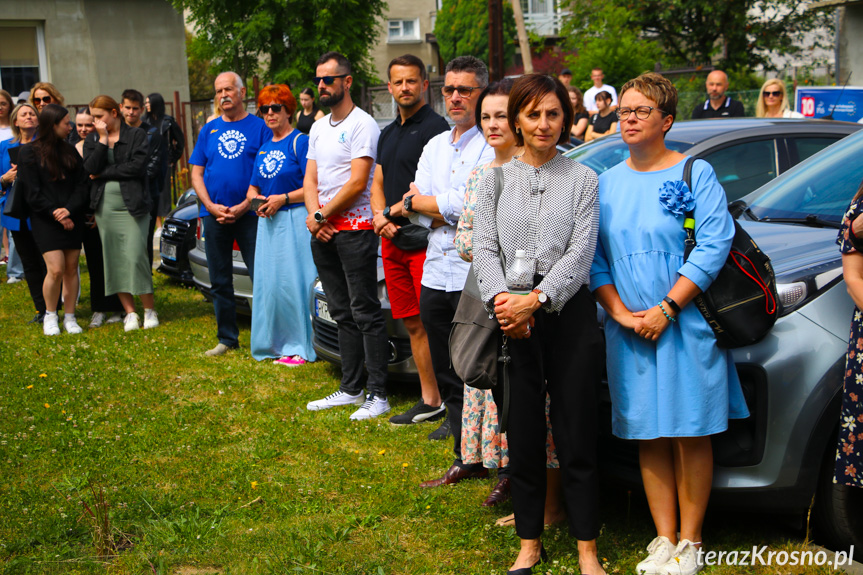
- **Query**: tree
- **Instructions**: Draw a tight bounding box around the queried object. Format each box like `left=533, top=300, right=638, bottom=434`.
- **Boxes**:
left=434, top=0, right=517, bottom=66
left=174, top=0, right=387, bottom=93
left=564, top=0, right=833, bottom=73
left=186, top=30, right=217, bottom=101
left=560, top=2, right=660, bottom=91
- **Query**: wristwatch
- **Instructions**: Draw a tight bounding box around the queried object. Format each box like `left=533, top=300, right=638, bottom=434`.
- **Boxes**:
left=383, top=205, right=393, bottom=220
left=314, top=209, right=327, bottom=223
left=403, top=195, right=414, bottom=213
left=532, top=288, right=548, bottom=307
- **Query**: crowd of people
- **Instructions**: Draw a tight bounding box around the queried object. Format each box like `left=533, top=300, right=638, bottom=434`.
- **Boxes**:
left=0, top=83, right=184, bottom=333
left=4, top=54, right=860, bottom=575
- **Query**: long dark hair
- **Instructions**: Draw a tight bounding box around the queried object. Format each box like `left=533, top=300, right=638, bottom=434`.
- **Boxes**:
left=299, top=87, right=319, bottom=113
left=32, top=104, right=77, bottom=181
left=146, top=93, right=166, bottom=123
left=474, top=78, right=515, bottom=132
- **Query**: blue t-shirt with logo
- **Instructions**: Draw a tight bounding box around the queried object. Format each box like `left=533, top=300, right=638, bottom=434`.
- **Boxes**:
left=249, top=131, right=309, bottom=212
left=189, top=114, right=272, bottom=217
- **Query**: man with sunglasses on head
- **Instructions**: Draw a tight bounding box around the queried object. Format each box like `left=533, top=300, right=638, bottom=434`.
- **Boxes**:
left=304, top=51, right=390, bottom=421
left=400, top=56, right=494, bottom=487
left=691, top=70, right=745, bottom=119
left=189, top=71, right=272, bottom=357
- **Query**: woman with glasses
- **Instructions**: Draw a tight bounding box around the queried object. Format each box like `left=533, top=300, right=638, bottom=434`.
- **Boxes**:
left=16, top=104, right=90, bottom=335
left=0, top=90, right=12, bottom=141
left=590, top=73, right=749, bottom=575
left=29, top=82, right=79, bottom=144
left=245, top=84, right=316, bottom=366
left=84, top=95, right=158, bottom=332
left=473, top=73, right=605, bottom=575
left=755, top=79, right=803, bottom=118
left=295, top=88, right=324, bottom=135
left=584, top=90, right=617, bottom=142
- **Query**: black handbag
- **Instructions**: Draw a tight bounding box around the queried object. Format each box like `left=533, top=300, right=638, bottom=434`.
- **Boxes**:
left=390, top=223, right=429, bottom=251
left=682, top=157, right=779, bottom=348
left=2, top=177, right=27, bottom=220
left=448, top=167, right=512, bottom=430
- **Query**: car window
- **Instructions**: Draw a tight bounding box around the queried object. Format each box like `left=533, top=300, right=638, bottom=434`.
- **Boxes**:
left=700, top=139, right=777, bottom=202
left=565, top=138, right=689, bottom=176
left=789, top=137, right=841, bottom=164
left=746, top=131, right=863, bottom=224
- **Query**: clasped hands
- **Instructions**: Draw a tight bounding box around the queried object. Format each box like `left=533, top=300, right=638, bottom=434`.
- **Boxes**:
left=53, top=207, right=74, bottom=231
left=617, top=305, right=675, bottom=341
left=493, top=292, right=538, bottom=340
left=208, top=201, right=248, bottom=225
left=248, top=194, right=284, bottom=219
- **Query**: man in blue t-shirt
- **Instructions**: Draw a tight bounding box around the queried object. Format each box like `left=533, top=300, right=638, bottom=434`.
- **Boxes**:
left=189, top=71, right=272, bottom=356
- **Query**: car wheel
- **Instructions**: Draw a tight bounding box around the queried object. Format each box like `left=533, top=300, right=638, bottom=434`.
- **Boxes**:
left=812, top=428, right=863, bottom=549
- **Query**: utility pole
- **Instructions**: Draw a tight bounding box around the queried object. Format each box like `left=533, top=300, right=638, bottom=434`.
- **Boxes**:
left=510, top=0, right=533, bottom=74
left=488, top=0, right=505, bottom=81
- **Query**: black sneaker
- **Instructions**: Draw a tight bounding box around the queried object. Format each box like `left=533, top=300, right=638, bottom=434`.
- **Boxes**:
left=28, top=312, right=45, bottom=325
left=427, top=418, right=452, bottom=441
left=389, top=399, right=446, bottom=425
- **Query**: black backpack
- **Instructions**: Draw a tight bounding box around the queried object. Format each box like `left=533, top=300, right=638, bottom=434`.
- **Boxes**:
left=682, top=157, right=779, bottom=348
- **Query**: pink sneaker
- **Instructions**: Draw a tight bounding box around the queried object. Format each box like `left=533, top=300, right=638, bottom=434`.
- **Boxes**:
left=273, top=355, right=307, bottom=367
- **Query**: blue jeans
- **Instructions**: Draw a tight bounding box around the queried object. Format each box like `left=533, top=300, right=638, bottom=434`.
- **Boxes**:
left=202, top=213, right=257, bottom=348
left=310, top=230, right=388, bottom=397
left=6, top=231, right=23, bottom=278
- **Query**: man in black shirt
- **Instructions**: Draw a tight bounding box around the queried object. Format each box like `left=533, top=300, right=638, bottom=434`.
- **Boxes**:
left=371, top=55, right=450, bottom=427
left=691, top=70, right=745, bottom=119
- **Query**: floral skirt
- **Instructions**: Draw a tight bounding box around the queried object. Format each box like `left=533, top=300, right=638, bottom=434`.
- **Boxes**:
left=834, top=310, right=863, bottom=488
left=461, top=385, right=558, bottom=469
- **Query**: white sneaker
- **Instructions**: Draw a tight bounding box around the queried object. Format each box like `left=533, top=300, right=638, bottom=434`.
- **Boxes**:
left=660, top=540, right=703, bottom=575
left=105, top=313, right=123, bottom=325
left=306, top=390, right=364, bottom=411
left=636, top=536, right=676, bottom=574
left=143, top=309, right=159, bottom=329
left=124, top=312, right=140, bottom=332
left=63, top=316, right=83, bottom=334
left=89, top=312, right=106, bottom=328
left=7, top=276, right=21, bottom=284
left=350, top=394, right=392, bottom=421
left=43, top=313, right=60, bottom=336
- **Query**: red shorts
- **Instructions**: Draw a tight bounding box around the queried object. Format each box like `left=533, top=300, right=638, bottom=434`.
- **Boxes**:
left=381, top=237, right=426, bottom=319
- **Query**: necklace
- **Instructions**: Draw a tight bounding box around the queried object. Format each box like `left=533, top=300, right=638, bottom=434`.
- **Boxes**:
left=329, top=104, right=356, bottom=127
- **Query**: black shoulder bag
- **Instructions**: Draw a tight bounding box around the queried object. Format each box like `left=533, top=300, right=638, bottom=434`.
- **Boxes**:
left=449, top=167, right=512, bottom=431
left=682, top=157, right=779, bottom=348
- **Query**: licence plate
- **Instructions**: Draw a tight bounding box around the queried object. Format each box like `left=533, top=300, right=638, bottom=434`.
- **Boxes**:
left=315, top=298, right=335, bottom=324
left=161, top=241, right=177, bottom=261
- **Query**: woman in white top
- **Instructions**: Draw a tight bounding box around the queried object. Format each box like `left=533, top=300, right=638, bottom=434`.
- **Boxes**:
left=756, top=78, right=803, bottom=118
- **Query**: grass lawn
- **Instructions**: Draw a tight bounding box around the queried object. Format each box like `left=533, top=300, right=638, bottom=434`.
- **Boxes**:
left=0, top=263, right=851, bottom=574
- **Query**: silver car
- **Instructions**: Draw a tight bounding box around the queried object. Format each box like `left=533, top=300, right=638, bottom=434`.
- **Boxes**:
left=187, top=216, right=254, bottom=314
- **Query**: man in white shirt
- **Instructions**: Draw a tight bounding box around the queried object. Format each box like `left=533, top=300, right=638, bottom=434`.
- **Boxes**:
left=399, top=56, right=495, bottom=487
left=303, top=51, right=390, bottom=421
left=583, top=67, right=618, bottom=115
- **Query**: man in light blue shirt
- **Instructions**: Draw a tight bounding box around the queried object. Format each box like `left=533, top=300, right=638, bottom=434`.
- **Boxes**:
left=400, top=56, right=494, bottom=487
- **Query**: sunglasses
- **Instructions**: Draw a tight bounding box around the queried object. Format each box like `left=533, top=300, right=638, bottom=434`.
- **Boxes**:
left=314, top=74, right=348, bottom=86
left=763, top=90, right=782, bottom=98
left=33, top=96, right=52, bottom=105
left=259, top=104, right=284, bottom=114
left=442, top=85, right=481, bottom=99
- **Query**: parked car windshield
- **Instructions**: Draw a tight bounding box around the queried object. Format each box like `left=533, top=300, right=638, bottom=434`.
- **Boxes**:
left=564, top=137, right=690, bottom=175
left=745, top=130, right=863, bottom=225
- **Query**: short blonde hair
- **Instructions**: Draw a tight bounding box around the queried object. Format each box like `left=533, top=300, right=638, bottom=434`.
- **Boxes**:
left=619, top=73, right=678, bottom=134
left=29, top=82, right=65, bottom=108
left=756, top=78, right=789, bottom=118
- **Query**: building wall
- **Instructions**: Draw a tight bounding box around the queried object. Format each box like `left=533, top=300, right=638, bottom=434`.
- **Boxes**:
left=840, top=4, right=863, bottom=85
left=1, top=0, right=189, bottom=106
left=370, top=0, right=442, bottom=83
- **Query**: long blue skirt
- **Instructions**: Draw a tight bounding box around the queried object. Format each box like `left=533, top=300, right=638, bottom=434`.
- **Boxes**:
left=250, top=207, right=318, bottom=361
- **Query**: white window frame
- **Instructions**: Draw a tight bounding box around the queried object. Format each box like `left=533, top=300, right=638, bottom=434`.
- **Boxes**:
left=0, top=20, right=49, bottom=94
left=387, top=18, right=421, bottom=44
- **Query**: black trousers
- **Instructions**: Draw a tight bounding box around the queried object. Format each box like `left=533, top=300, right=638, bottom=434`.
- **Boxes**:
left=10, top=228, right=48, bottom=314
left=420, top=286, right=481, bottom=466
left=82, top=222, right=123, bottom=313
left=506, top=286, right=602, bottom=540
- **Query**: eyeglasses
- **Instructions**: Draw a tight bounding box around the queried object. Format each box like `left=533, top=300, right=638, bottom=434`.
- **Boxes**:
left=763, top=90, right=782, bottom=98
left=442, top=85, right=481, bottom=99
left=314, top=74, right=348, bottom=85
left=33, top=96, right=52, bottom=105
left=259, top=104, right=284, bottom=114
left=615, top=106, right=669, bottom=121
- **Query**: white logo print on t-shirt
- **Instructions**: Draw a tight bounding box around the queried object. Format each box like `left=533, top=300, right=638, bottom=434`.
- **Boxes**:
left=218, top=130, right=247, bottom=159
left=259, top=150, right=285, bottom=179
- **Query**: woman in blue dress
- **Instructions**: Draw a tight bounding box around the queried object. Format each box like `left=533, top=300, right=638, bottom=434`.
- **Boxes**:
left=246, top=84, right=317, bottom=365
left=590, top=73, right=749, bottom=575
